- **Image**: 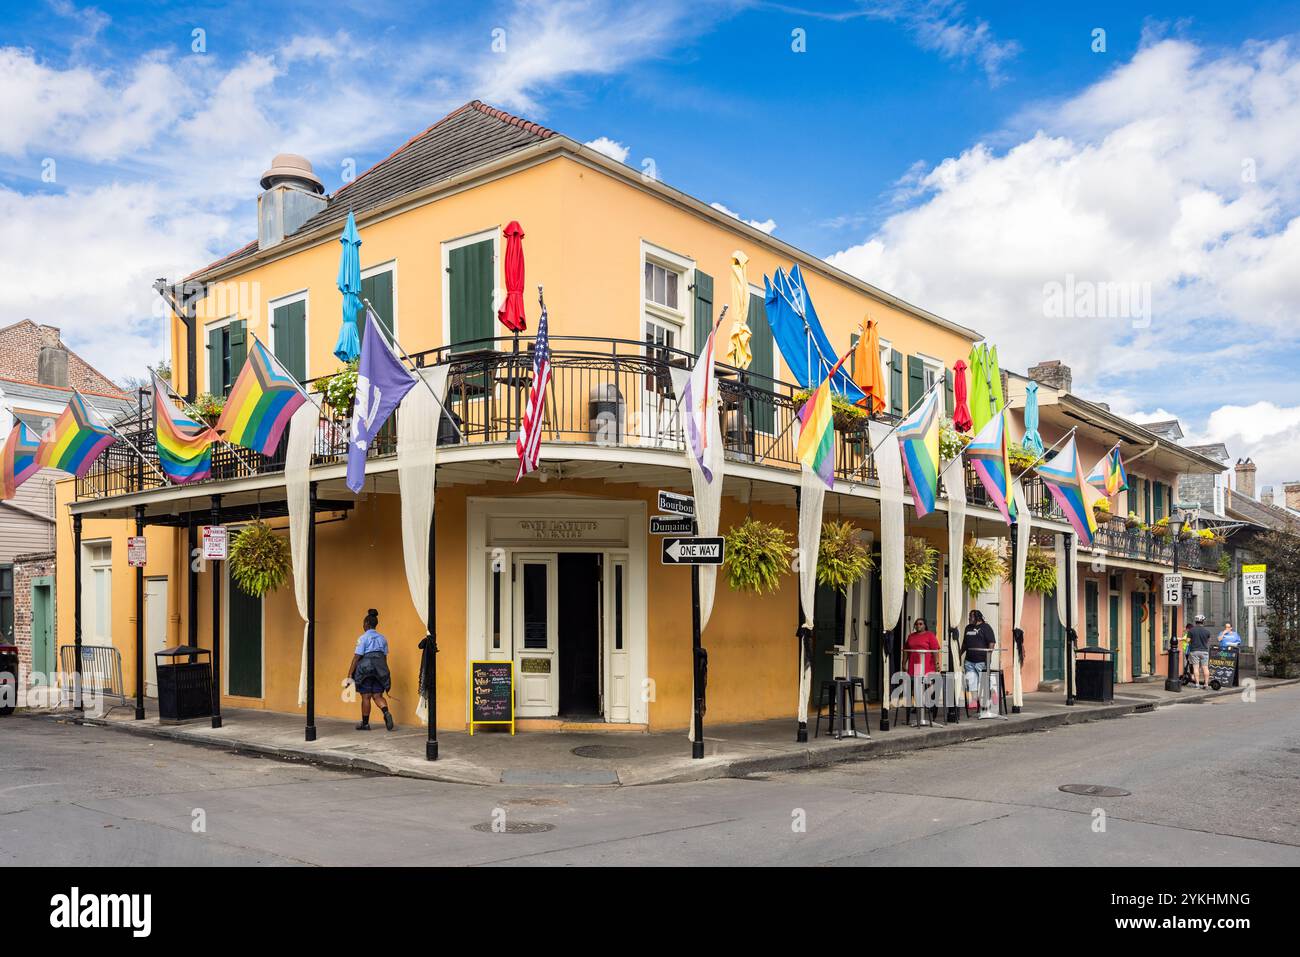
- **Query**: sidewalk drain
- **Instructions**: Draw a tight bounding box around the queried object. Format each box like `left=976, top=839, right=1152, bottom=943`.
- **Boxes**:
left=1059, top=784, right=1131, bottom=797
left=571, top=745, right=634, bottom=758
left=472, top=821, right=556, bottom=834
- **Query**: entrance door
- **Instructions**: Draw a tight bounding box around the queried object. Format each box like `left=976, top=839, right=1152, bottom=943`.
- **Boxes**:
left=1042, top=600, right=1065, bottom=682
left=558, top=553, right=602, bottom=717
left=514, top=555, right=558, bottom=717
left=31, top=579, right=54, bottom=676
left=144, top=578, right=168, bottom=696
left=226, top=569, right=263, bottom=698
left=1130, top=592, right=1146, bottom=677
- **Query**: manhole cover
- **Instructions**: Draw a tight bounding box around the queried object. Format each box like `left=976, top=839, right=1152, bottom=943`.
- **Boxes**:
left=472, top=821, right=556, bottom=834
left=571, top=745, right=634, bottom=758
left=1059, top=784, right=1131, bottom=797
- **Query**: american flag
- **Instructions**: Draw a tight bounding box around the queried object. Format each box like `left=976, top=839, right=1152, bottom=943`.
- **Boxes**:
left=515, top=302, right=551, bottom=481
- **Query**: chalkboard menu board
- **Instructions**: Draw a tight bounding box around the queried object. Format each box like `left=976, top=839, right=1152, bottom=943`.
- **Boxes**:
left=1208, top=648, right=1238, bottom=688
left=470, top=660, right=515, bottom=734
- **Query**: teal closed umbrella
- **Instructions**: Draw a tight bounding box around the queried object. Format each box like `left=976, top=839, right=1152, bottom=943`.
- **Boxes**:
left=1022, top=381, right=1044, bottom=455
left=334, top=210, right=362, bottom=362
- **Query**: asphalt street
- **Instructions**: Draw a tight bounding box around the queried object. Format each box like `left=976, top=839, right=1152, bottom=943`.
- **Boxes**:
left=2, top=684, right=1297, bottom=866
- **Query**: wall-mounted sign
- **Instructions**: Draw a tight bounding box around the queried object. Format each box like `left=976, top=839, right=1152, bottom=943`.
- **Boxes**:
left=649, top=514, right=694, bottom=535
left=127, top=536, right=147, bottom=568
left=487, top=516, right=627, bottom=547
left=657, top=490, right=694, bottom=516
left=469, top=660, right=514, bottom=735
left=1242, top=564, right=1267, bottom=608
left=1162, top=573, right=1183, bottom=606
left=201, top=525, right=228, bottom=561
left=661, top=537, right=725, bottom=565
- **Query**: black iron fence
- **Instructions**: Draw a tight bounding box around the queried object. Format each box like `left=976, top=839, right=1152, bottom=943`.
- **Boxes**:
left=1092, top=521, right=1223, bottom=573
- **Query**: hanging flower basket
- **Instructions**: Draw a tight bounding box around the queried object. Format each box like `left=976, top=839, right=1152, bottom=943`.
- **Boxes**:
left=962, top=541, right=1007, bottom=596
left=229, top=520, right=292, bottom=598
left=817, top=521, right=874, bottom=592
left=903, top=536, right=939, bottom=592
left=319, top=359, right=359, bottom=414
left=1007, top=442, right=1038, bottom=477
left=1024, top=545, right=1056, bottom=595
left=792, top=388, right=868, bottom=433
left=723, top=518, right=793, bottom=595
left=192, top=392, right=225, bottom=427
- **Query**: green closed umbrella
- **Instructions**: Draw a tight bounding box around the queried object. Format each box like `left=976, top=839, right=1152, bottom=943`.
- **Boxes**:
left=968, top=343, right=990, bottom=434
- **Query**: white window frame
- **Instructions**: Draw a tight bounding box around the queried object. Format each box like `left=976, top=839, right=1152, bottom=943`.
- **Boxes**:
left=917, top=352, right=944, bottom=401
left=267, top=289, right=310, bottom=380
left=361, top=259, right=399, bottom=341
left=640, top=240, right=693, bottom=340
left=440, top=227, right=500, bottom=350
left=203, top=315, right=238, bottom=396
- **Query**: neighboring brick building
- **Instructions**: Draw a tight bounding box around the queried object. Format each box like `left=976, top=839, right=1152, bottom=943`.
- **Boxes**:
left=11, top=552, right=55, bottom=685
left=0, top=320, right=123, bottom=395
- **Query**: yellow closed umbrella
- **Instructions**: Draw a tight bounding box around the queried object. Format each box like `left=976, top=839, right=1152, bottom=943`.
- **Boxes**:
left=852, top=317, right=886, bottom=414
left=724, top=250, right=752, bottom=369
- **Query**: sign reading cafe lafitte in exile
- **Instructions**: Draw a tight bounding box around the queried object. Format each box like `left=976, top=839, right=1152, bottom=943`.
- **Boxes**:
left=487, top=515, right=628, bottom=547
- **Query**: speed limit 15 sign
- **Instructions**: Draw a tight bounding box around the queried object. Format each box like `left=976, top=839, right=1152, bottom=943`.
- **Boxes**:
left=1242, top=564, right=1267, bottom=608
left=1163, top=574, right=1183, bottom=606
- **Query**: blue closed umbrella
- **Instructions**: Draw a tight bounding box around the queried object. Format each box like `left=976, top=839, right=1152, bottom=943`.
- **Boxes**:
left=334, top=210, right=362, bottom=362
left=1022, top=380, right=1044, bottom=455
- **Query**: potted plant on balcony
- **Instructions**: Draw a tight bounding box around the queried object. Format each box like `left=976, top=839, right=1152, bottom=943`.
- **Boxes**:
left=817, top=521, right=874, bottom=592
left=903, top=536, right=940, bottom=591
left=723, top=517, right=793, bottom=595
left=962, top=541, right=1007, bottom=597
left=229, top=520, right=291, bottom=598
left=1024, top=545, right=1057, bottom=595
left=1150, top=516, right=1170, bottom=539
left=192, top=392, right=224, bottom=427
left=1093, top=498, right=1114, bottom=525
left=1007, top=441, right=1038, bottom=477
left=792, top=388, right=867, bottom=433
left=1196, top=528, right=1222, bottom=548
left=319, top=358, right=359, bottom=414
left=1125, top=511, right=1143, bottom=530
left=940, top=419, right=968, bottom=462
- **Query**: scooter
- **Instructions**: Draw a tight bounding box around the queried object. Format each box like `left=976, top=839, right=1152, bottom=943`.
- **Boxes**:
left=1178, top=653, right=1221, bottom=691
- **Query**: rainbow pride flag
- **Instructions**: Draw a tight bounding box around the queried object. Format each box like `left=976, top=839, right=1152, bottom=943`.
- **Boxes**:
left=154, top=374, right=217, bottom=484
left=1087, top=444, right=1128, bottom=496
left=215, top=339, right=308, bottom=456
left=1036, top=434, right=1102, bottom=545
left=965, top=410, right=1017, bottom=524
left=37, top=391, right=115, bottom=478
left=795, top=350, right=851, bottom=489
left=896, top=387, right=941, bottom=517
left=1, top=422, right=44, bottom=500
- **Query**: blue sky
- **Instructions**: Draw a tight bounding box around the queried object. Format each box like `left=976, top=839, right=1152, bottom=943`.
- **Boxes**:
left=4, top=1, right=1300, bottom=485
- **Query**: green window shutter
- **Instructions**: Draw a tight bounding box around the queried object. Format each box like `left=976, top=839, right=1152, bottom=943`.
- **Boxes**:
left=746, top=293, right=775, bottom=433
left=360, top=269, right=395, bottom=347
left=944, top=367, right=954, bottom=415
left=1153, top=481, right=1164, bottom=518
left=207, top=326, right=222, bottom=395
left=906, top=354, right=924, bottom=413
left=226, top=558, right=263, bottom=698
left=692, top=269, right=714, bottom=355
left=273, top=300, right=307, bottom=382
left=448, top=240, right=493, bottom=352
left=890, top=349, right=903, bottom=416
left=849, top=332, right=860, bottom=377
left=227, top=320, right=247, bottom=394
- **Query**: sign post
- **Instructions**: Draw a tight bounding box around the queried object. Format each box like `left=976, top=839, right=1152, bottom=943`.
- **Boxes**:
left=1162, top=574, right=1183, bottom=606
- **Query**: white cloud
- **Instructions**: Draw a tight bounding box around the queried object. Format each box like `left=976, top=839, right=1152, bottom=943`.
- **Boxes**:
left=827, top=38, right=1300, bottom=401
left=1190, top=402, right=1300, bottom=492
left=585, top=136, right=630, bottom=163
left=710, top=201, right=777, bottom=235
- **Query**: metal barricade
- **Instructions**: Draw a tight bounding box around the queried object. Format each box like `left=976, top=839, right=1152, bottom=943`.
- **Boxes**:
left=58, top=644, right=126, bottom=703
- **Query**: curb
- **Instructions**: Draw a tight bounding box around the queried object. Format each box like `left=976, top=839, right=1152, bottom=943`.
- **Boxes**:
left=25, top=677, right=1298, bottom=788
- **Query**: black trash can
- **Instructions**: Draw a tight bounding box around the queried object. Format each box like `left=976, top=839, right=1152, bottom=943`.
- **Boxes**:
left=155, top=645, right=213, bottom=723
left=0, top=642, right=17, bottom=715
left=1075, top=645, right=1115, bottom=702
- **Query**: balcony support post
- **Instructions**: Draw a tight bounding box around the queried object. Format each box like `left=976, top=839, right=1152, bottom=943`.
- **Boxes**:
left=73, top=513, right=84, bottom=714
left=1065, top=532, right=1076, bottom=707
left=209, top=495, right=223, bottom=729
left=305, top=482, right=317, bottom=742
left=134, top=505, right=146, bottom=720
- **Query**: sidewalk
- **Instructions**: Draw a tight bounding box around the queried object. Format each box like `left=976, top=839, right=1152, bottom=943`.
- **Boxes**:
left=32, top=677, right=1297, bottom=787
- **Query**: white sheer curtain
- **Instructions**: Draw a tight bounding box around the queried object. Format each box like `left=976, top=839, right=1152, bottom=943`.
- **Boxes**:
left=943, top=458, right=966, bottom=674
left=397, top=367, right=448, bottom=724
left=1011, top=479, right=1032, bottom=708
left=796, top=465, right=825, bottom=725
left=285, top=403, right=318, bottom=707
left=871, top=420, right=905, bottom=693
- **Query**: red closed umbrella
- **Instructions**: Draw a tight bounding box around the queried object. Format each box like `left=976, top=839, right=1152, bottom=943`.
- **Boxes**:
left=497, top=221, right=527, bottom=333
left=952, top=358, right=973, bottom=432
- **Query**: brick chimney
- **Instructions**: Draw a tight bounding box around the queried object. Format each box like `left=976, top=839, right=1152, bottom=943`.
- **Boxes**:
left=1234, top=458, right=1256, bottom=500
left=1284, top=481, right=1300, bottom=512
left=1028, top=359, right=1072, bottom=394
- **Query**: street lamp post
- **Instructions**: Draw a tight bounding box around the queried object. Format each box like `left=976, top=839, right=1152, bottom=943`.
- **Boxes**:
left=1164, top=513, right=1184, bottom=693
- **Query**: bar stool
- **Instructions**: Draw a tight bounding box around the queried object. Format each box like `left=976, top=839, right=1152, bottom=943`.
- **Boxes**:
left=967, top=648, right=1009, bottom=720
left=892, top=648, right=942, bottom=728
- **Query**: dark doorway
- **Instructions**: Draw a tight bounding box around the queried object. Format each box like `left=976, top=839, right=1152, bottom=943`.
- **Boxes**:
left=558, top=553, right=602, bottom=717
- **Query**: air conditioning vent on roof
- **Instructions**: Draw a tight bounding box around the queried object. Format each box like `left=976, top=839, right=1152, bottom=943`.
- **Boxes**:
left=257, top=153, right=327, bottom=251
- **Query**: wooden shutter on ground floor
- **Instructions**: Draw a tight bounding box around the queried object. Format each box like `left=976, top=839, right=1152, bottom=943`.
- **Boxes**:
left=692, top=269, right=714, bottom=356
left=448, top=240, right=494, bottom=352
left=226, top=563, right=263, bottom=699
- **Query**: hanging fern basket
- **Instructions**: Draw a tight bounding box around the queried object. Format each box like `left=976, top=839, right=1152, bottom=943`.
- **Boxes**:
left=723, top=518, right=793, bottom=595
left=962, top=541, right=1008, bottom=597
left=229, top=520, right=292, bottom=598
left=903, top=536, right=940, bottom=592
left=1023, top=545, right=1057, bottom=595
left=817, top=521, right=875, bottom=592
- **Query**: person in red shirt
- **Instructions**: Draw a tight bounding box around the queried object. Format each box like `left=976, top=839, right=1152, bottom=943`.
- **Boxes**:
left=904, top=617, right=940, bottom=677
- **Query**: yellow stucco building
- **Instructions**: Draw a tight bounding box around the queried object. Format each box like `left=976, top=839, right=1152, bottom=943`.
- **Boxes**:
left=59, top=101, right=1027, bottom=746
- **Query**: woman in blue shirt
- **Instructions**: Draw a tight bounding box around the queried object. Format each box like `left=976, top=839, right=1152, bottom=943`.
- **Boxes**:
left=348, top=608, right=394, bottom=730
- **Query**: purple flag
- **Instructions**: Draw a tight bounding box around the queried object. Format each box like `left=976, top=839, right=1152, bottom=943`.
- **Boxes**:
left=346, top=305, right=417, bottom=493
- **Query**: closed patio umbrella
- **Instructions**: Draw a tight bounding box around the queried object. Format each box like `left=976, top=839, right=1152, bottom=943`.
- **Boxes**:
left=724, top=250, right=751, bottom=369
left=852, top=317, right=886, bottom=414
left=497, top=220, right=527, bottom=333
left=333, top=210, right=362, bottom=362
left=968, top=343, right=990, bottom=433
left=952, top=358, right=972, bottom=432
left=1022, top=380, right=1045, bottom=455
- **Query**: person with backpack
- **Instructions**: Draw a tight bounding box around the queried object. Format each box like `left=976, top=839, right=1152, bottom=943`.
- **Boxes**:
left=348, top=608, right=394, bottom=730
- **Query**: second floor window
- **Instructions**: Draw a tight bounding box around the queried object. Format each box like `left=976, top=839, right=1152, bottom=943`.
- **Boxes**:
left=206, top=318, right=246, bottom=396
left=644, top=261, right=680, bottom=313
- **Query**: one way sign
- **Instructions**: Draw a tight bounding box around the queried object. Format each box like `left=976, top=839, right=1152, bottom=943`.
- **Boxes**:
left=661, top=537, right=725, bottom=565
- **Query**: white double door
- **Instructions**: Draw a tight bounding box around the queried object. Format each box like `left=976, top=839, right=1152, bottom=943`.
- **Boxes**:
left=507, top=552, right=631, bottom=721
